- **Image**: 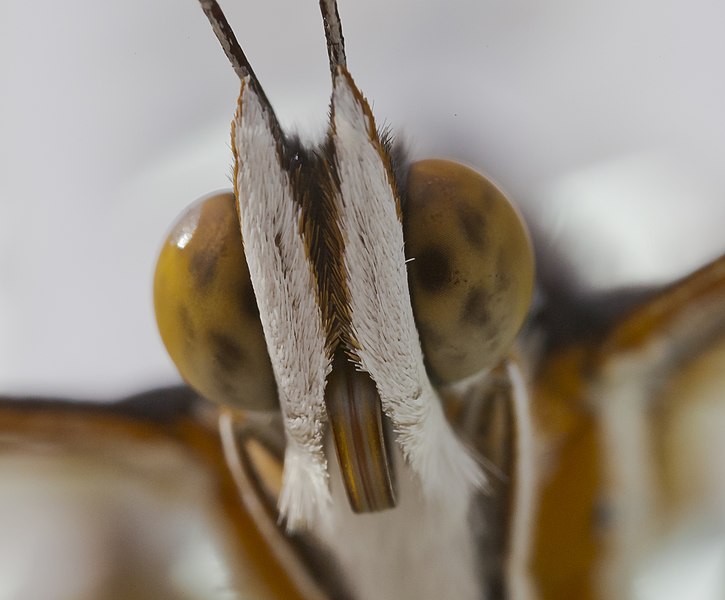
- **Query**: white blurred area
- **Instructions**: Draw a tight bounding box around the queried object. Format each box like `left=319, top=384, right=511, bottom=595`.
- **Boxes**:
left=1, top=0, right=724, bottom=398
left=0, top=451, right=242, bottom=600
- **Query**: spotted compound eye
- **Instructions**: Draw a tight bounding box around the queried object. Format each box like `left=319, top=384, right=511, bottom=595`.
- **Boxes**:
left=404, top=159, right=534, bottom=383
left=153, top=191, right=277, bottom=411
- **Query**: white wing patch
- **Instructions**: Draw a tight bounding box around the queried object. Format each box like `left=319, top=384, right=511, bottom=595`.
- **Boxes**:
left=330, top=70, right=485, bottom=516
left=232, top=78, right=332, bottom=532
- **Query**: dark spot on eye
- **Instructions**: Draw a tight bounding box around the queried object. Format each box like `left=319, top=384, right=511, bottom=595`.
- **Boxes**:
left=189, top=249, right=219, bottom=290
left=209, top=331, right=245, bottom=373
left=178, top=304, right=195, bottom=341
left=457, top=205, right=486, bottom=249
left=414, top=246, right=452, bottom=293
left=462, top=287, right=491, bottom=327
left=238, top=281, right=260, bottom=319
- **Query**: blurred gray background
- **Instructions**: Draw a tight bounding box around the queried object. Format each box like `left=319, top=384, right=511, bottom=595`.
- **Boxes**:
left=2, top=0, right=724, bottom=398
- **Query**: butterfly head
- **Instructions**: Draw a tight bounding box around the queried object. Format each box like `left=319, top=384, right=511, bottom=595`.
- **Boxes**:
left=154, top=0, right=534, bottom=530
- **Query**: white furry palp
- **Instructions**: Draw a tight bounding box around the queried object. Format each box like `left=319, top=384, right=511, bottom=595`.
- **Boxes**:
left=232, top=78, right=332, bottom=532
left=330, top=69, right=485, bottom=515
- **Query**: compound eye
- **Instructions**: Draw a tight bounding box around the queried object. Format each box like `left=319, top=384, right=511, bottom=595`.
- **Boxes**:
left=404, top=160, right=534, bottom=383
left=154, top=191, right=278, bottom=411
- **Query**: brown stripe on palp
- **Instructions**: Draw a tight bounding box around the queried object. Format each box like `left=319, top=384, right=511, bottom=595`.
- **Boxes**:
left=285, top=136, right=351, bottom=357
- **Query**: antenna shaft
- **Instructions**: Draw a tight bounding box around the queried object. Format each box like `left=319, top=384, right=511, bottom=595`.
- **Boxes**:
left=198, top=0, right=279, bottom=127
left=319, top=0, right=347, bottom=75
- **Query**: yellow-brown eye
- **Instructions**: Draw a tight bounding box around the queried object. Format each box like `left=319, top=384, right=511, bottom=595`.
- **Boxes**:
left=404, top=159, right=534, bottom=383
left=153, top=191, right=277, bottom=411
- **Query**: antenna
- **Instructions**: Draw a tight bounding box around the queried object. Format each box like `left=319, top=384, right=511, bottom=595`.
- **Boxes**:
left=318, top=0, right=347, bottom=75
left=198, top=0, right=280, bottom=131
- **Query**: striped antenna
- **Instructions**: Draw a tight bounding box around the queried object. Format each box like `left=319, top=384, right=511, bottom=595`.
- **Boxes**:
left=198, top=0, right=281, bottom=132
left=319, top=0, right=347, bottom=74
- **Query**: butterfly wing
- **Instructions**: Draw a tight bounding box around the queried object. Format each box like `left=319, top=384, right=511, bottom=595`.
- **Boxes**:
left=531, top=253, right=725, bottom=599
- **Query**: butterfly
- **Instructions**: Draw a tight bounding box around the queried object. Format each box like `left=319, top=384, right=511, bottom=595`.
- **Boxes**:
left=2, top=1, right=724, bottom=599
